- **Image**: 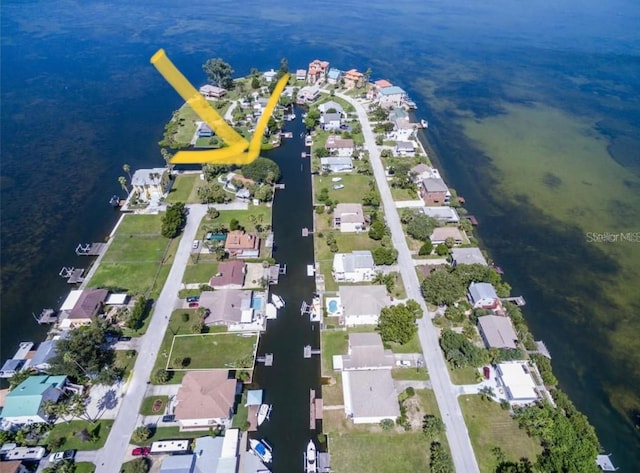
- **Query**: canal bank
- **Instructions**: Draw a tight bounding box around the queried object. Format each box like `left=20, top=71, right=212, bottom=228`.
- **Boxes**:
left=253, top=108, right=321, bottom=473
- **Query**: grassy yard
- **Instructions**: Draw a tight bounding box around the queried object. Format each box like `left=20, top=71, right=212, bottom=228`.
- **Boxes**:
left=115, top=349, right=138, bottom=378
left=384, top=332, right=423, bottom=354
left=317, top=95, right=355, bottom=113
left=140, top=396, right=169, bottom=416
left=167, top=332, right=258, bottom=370
left=165, top=174, right=200, bottom=203
left=390, top=186, right=419, bottom=201
left=315, top=213, right=380, bottom=269
left=391, top=367, right=429, bottom=380
left=459, top=395, right=541, bottom=473
left=42, top=420, right=113, bottom=451
left=183, top=262, right=219, bottom=284
left=75, top=463, right=96, bottom=473
left=116, top=214, right=164, bottom=234
left=322, top=374, right=344, bottom=406
left=321, top=330, right=348, bottom=376
left=231, top=391, right=249, bottom=430
left=169, top=100, right=231, bottom=146
left=131, top=426, right=197, bottom=446
left=197, top=205, right=273, bottom=238
left=450, top=366, right=481, bottom=385
left=313, top=174, right=375, bottom=205
left=387, top=272, right=407, bottom=299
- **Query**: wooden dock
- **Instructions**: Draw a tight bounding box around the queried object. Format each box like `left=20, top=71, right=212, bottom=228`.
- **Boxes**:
left=33, top=308, right=57, bottom=325
left=274, top=183, right=285, bottom=190
left=256, top=353, right=274, bottom=366
left=501, top=296, right=526, bottom=306
left=59, top=266, right=85, bottom=284
left=303, top=345, right=321, bottom=358
left=75, top=242, right=107, bottom=256
left=302, top=227, right=314, bottom=237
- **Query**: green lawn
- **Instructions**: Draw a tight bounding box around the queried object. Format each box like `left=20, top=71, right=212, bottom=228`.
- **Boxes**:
left=130, top=426, right=196, bottom=446
left=231, top=391, right=249, bottom=430
left=391, top=367, right=429, bottom=380
left=197, top=205, right=273, bottom=238
left=167, top=332, right=258, bottom=370
left=322, top=374, right=344, bottom=406
left=42, top=420, right=113, bottom=451
left=101, top=236, right=169, bottom=263
left=116, top=214, right=164, bottom=235
left=115, top=349, right=138, bottom=378
left=416, top=388, right=440, bottom=416
left=75, top=463, right=96, bottom=473
left=166, top=174, right=200, bottom=203
left=450, top=366, right=481, bottom=385
left=459, top=395, right=541, bottom=473
left=183, top=262, right=219, bottom=284
left=313, top=174, right=376, bottom=205
left=387, top=272, right=407, bottom=299
left=140, top=396, right=169, bottom=416
left=321, top=330, right=348, bottom=376
left=329, top=432, right=432, bottom=473
left=384, top=333, right=424, bottom=354
left=317, top=95, right=355, bottom=113
left=390, top=186, right=418, bottom=201
left=170, top=100, right=231, bottom=146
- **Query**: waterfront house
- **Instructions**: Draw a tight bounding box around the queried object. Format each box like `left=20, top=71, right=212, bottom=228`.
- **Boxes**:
left=325, top=135, right=355, bottom=157
left=422, top=206, right=460, bottom=224
left=174, top=371, right=238, bottom=430
left=320, top=112, right=342, bottom=131
left=390, top=117, right=417, bottom=141
left=198, top=290, right=265, bottom=330
left=318, top=100, right=345, bottom=116
left=468, top=282, right=500, bottom=310
left=333, top=203, right=366, bottom=233
left=0, top=375, right=67, bottom=426
left=236, top=188, right=251, bottom=200
left=262, top=69, right=277, bottom=83
left=209, top=260, right=246, bottom=289
left=377, top=86, right=406, bottom=108
left=429, top=227, right=465, bottom=246
left=327, top=68, right=342, bottom=85
left=320, top=157, right=353, bottom=173
left=158, top=434, right=240, bottom=473
left=477, top=315, right=519, bottom=349
left=451, top=247, right=488, bottom=267
left=343, top=370, right=400, bottom=424
left=333, top=251, right=376, bottom=282
left=61, top=288, right=108, bottom=328
left=496, top=361, right=540, bottom=405
left=297, top=85, right=321, bottom=104
left=0, top=461, right=29, bottom=473
left=197, top=123, right=214, bottom=138
left=29, top=334, right=68, bottom=373
left=343, top=69, right=364, bottom=89
left=199, top=84, right=227, bottom=99
left=419, top=177, right=450, bottom=206
left=341, top=333, right=394, bottom=371
left=253, top=97, right=269, bottom=114
left=410, top=164, right=440, bottom=183
left=307, top=59, right=330, bottom=84
left=224, top=230, right=260, bottom=259
left=338, top=285, right=390, bottom=326
left=131, top=168, right=171, bottom=200
left=388, top=108, right=409, bottom=121
left=395, top=141, right=416, bottom=157
left=375, top=79, right=393, bottom=88
left=296, top=69, right=307, bottom=81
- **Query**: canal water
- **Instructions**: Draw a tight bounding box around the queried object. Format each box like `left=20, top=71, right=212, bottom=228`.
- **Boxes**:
left=252, top=109, right=321, bottom=473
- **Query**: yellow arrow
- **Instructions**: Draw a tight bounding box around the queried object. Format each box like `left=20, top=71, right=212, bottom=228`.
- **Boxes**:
left=151, top=49, right=290, bottom=165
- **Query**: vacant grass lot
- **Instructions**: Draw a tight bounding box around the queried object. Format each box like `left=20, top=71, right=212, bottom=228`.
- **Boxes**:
left=167, top=332, right=258, bottom=370
left=313, top=174, right=375, bottom=205
left=450, top=366, right=481, bottom=385
left=42, top=420, right=113, bottom=451
left=183, top=262, right=219, bottom=284
left=197, top=205, right=273, bottom=238
left=390, top=186, right=418, bottom=201
left=459, top=395, right=541, bottom=473
left=165, top=174, right=200, bottom=203
left=75, top=463, right=96, bottom=473
left=170, top=100, right=231, bottom=146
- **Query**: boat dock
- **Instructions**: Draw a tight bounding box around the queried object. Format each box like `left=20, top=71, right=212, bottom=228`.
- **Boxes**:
left=274, top=183, right=285, bottom=190
left=34, top=308, right=57, bottom=325
left=526, top=340, right=552, bottom=359
left=301, top=301, right=313, bottom=315
left=265, top=232, right=275, bottom=248
left=501, top=296, right=526, bottom=306
left=309, top=389, right=323, bottom=429
left=59, top=266, right=85, bottom=284
left=301, top=152, right=309, bottom=158
left=464, top=215, right=479, bottom=225
left=306, top=265, right=315, bottom=277
left=303, top=345, right=321, bottom=358
left=75, top=242, right=107, bottom=256
left=256, top=353, right=274, bottom=366
left=267, top=264, right=286, bottom=284
left=302, top=227, right=313, bottom=237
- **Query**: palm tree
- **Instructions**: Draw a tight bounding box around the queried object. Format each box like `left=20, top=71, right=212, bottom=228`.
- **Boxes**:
left=248, top=214, right=257, bottom=231
left=63, top=352, right=88, bottom=378
left=118, top=176, right=129, bottom=194
left=478, top=386, right=495, bottom=402
left=123, top=163, right=132, bottom=181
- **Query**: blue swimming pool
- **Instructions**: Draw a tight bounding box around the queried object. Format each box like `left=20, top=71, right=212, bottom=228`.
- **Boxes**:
left=252, top=296, right=263, bottom=310
left=328, top=299, right=338, bottom=313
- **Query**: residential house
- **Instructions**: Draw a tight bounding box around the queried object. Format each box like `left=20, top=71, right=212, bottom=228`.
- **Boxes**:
left=333, top=251, right=376, bottom=283
left=197, top=123, right=213, bottom=138
left=451, top=247, right=488, bottom=267
left=174, top=371, right=238, bottom=430
left=318, top=101, right=345, bottom=116
left=236, top=188, right=251, bottom=200
left=395, top=141, right=415, bottom=157
left=29, top=334, right=68, bottom=373
left=0, top=461, right=29, bottom=473
left=477, top=315, right=519, bottom=349
left=0, top=375, right=67, bottom=426
left=320, top=112, right=342, bottom=131
left=307, top=59, right=330, bottom=84
left=422, top=206, right=460, bottom=224
left=199, top=290, right=265, bottom=329
left=159, top=433, right=240, bottom=473
left=320, top=157, right=353, bottom=173
left=390, top=117, right=417, bottom=141
left=343, top=370, right=400, bottom=424
left=209, top=260, right=246, bottom=289
left=341, top=333, right=394, bottom=370
left=327, top=68, right=342, bottom=85
left=388, top=108, right=409, bottom=121
left=295, top=69, right=307, bottom=81
left=325, top=135, right=355, bottom=157
left=224, top=230, right=260, bottom=258
left=420, top=177, right=450, bottom=205
left=374, top=79, right=393, bottom=88
left=253, top=97, right=269, bottom=114
left=343, top=69, right=364, bottom=89
left=410, top=164, right=440, bottom=183
left=339, top=285, right=390, bottom=326
left=496, top=361, right=539, bottom=405
left=429, top=227, right=465, bottom=246
left=378, top=86, right=406, bottom=108
left=332, top=203, right=366, bottom=233
left=131, top=168, right=170, bottom=200
left=61, top=288, right=108, bottom=328
left=199, top=84, right=227, bottom=99
left=297, top=85, right=321, bottom=104
left=262, top=69, right=277, bottom=83
left=468, top=282, right=500, bottom=310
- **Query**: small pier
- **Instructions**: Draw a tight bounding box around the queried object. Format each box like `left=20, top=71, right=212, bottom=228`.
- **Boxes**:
left=301, top=301, right=312, bottom=316
left=301, top=227, right=314, bottom=237
left=267, top=265, right=281, bottom=285
left=501, top=296, right=526, bottom=306
left=274, top=183, right=285, bottom=190
left=596, top=454, right=618, bottom=471
left=256, top=353, right=274, bottom=366
left=306, top=265, right=315, bottom=277
left=303, top=345, right=321, bottom=358
left=464, top=215, right=479, bottom=225
left=34, top=308, right=57, bottom=325
left=59, top=266, right=85, bottom=284
left=309, top=389, right=323, bottom=429
left=265, top=232, right=274, bottom=248
left=305, top=136, right=313, bottom=147
left=75, top=242, right=107, bottom=256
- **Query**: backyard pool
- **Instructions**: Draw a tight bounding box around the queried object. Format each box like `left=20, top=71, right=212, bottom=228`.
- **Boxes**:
left=252, top=296, right=263, bottom=310
left=326, top=297, right=342, bottom=316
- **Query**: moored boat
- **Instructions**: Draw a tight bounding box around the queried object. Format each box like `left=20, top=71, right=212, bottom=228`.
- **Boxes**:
left=271, top=293, right=285, bottom=309
left=305, top=440, right=317, bottom=473
left=249, top=438, right=272, bottom=464
left=257, top=404, right=272, bottom=426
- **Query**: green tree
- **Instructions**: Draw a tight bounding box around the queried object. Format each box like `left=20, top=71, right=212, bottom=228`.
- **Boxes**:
left=191, top=318, right=205, bottom=334
left=161, top=202, right=187, bottom=239
left=229, top=218, right=241, bottom=231
left=152, top=368, right=169, bottom=384
left=203, top=58, right=234, bottom=89
left=254, top=184, right=274, bottom=202
left=118, top=176, right=129, bottom=193
left=429, top=441, right=454, bottom=473
left=43, top=459, right=76, bottom=473
left=372, top=246, right=398, bottom=265
left=380, top=418, right=395, bottom=431
left=132, top=425, right=151, bottom=443
left=435, top=243, right=450, bottom=256
left=406, top=214, right=438, bottom=241
left=375, top=134, right=384, bottom=145
left=419, top=240, right=433, bottom=256
left=304, top=108, right=321, bottom=129
left=241, top=158, right=281, bottom=183
left=421, top=269, right=465, bottom=305
left=368, top=220, right=386, bottom=240
left=422, top=414, right=445, bottom=439
left=9, top=370, right=32, bottom=389
left=126, top=296, right=147, bottom=330
left=206, top=207, right=220, bottom=220
left=444, top=305, right=465, bottom=323
left=198, top=182, right=229, bottom=204
left=439, top=329, right=488, bottom=368
left=251, top=76, right=260, bottom=89
left=122, top=458, right=151, bottom=473
left=377, top=303, right=418, bottom=344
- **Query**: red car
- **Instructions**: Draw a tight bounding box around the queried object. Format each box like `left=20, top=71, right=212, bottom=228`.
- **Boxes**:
left=188, top=302, right=199, bottom=308
left=483, top=366, right=491, bottom=379
left=132, top=447, right=151, bottom=456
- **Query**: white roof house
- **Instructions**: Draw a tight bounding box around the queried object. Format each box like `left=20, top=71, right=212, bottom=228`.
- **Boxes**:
left=468, top=282, right=500, bottom=309
left=325, top=135, right=354, bottom=157
left=451, top=247, right=488, bottom=266
left=343, top=370, right=400, bottom=424
left=342, top=333, right=394, bottom=370
left=262, top=69, right=277, bottom=83
left=319, top=101, right=344, bottom=115
left=497, top=361, right=539, bottom=404
left=422, top=206, right=460, bottom=224
left=60, top=289, right=83, bottom=312
left=429, top=227, right=465, bottom=245
left=320, top=157, right=353, bottom=173
left=131, top=168, right=170, bottom=200
left=321, top=112, right=342, bottom=131
left=332, top=250, right=375, bottom=282
left=332, top=203, right=366, bottom=233
left=339, top=285, right=390, bottom=326
left=477, top=315, right=518, bottom=349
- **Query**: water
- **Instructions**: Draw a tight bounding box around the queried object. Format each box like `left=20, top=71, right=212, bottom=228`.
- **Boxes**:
left=2, top=0, right=639, bottom=470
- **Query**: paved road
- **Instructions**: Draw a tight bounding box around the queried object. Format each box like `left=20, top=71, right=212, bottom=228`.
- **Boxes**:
left=94, top=204, right=207, bottom=473
left=339, top=93, right=480, bottom=473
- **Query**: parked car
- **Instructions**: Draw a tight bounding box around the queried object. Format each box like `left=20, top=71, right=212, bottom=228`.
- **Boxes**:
left=131, top=447, right=151, bottom=456
left=186, top=296, right=200, bottom=303
left=118, top=336, right=132, bottom=342
left=483, top=366, right=491, bottom=379
left=192, top=240, right=200, bottom=249
left=396, top=360, right=411, bottom=367
left=188, top=302, right=199, bottom=308
left=49, top=450, right=75, bottom=463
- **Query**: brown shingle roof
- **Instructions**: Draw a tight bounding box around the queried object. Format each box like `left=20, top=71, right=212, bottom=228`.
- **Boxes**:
left=174, top=371, right=237, bottom=421
left=68, top=288, right=108, bottom=320
left=209, top=260, right=246, bottom=287
left=224, top=231, right=259, bottom=252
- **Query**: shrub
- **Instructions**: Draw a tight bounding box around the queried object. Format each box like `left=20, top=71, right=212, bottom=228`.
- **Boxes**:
left=132, top=425, right=151, bottom=443
left=152, top=368, right=169, bottom=384
left=380, top=418, right=395, bottom=431
left=181, top=312, right=190, bottom=322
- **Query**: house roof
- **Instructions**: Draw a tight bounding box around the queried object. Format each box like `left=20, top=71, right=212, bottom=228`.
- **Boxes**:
left=478, top=315, right=518, bottom=349
left=422, top=206, right=460, bottom=222
left=379, top=86, right=406, bottom=96
left=319, top=101, right=344, bottom=115
left=468, top=282, right=498, bottom=303
left=224, top=231, right=259, bottom=251
left=199, top=84, right=227, bottom=95
left=322, top=112, right=341, bottom=123
left=342, top=333, right=394, bottom=370
left=105, top=293, right=128, bottom=305
left=175, top=371, right=237, bottom=421
left=199, top=290, right=253, bottom=324
left=320, top=157, right=352, bottom=167
left=327, top=68, right=342, bottom=80
left=262, top=69, right=277, bottom=78
left=339, top=285, right=389, bottom=316
left=160, top=453, right=196, bottom=473
left=346, top=370, right=400, bottom=419
left=375, top=79, right=393, bottom=88
left=68, top=288, right=108, bottom=320
left=296, top=69, right=307, bottom=78
left=30, top=338, right=63, bottom=368
left=410, top=164, right=437, bottom=177
left=389, top=108, right=409, bottom=120
left=131, top=168, right=167, bottom=187
left=333, top=250, right=373, bottom=274
left=396, top=141, right=415, bottom=150
left=0, top=461, right=25, bottom=473
left=2, top=375, right=66, bottom=418
left=394, top=118, right=415, bottom=130
left=60, top=289, right=83, bottom=312
left=326, top=135, right=354, bottom=150
left=344, top=69, right=363, bottom=80
left=421, top=177, right=449, bottom=193
left=193, top=436, right=225, bottom=473
left=430, top=227, right=464, bottom=243
left=245, top=389, right=263, bottom=406
left=210, top=260, right=246, bottom=288
left=497, top=362, right=538, bottom=401
left=451, top=247, right=488, bottom=266
left=333, top=203, right=364, bottom=219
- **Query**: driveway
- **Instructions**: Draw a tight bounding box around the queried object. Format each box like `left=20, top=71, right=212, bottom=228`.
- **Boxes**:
left=338, top=92, right=481, bottom=473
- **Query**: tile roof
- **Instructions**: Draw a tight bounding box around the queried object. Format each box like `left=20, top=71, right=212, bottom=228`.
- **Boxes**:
left=68, top=288, right=108, bottom=320
left=175, top=371, right=237, bottom=421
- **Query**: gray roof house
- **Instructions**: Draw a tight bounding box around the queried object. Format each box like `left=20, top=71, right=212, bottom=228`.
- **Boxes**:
left=199, top=290, right=264, bottom=328
left=395, top=141, right=415, bottom=156
left=320, top=157, right=353, bottom=173
left=477, top=315, right=519, bottom=349
left=339, top=285, right=390, bottom=326
left=451, top=247, right=488, bottom=266
left=332, top=203, right=366, bottom=233
left=468, top=282, right=500, bottom=309
left=429, top=227, right=465, bottom=245
left=319, top=101, right=344, bottom=115
left=422, top=206, right=460, bottom=224
left=332, top=250, right=375, bottom=282
left=320, top=112, right=342, bottom=131
left=29, top=335, right=68, bottom=372
left=342, top=333, right=395, bottom=370
left=420, top=177, right=450, bottom=205
left=343, top=369, right=401, bottom=424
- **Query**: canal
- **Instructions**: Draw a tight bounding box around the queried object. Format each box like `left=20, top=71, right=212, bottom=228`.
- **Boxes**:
left=252, top=108, right=321, bottom=473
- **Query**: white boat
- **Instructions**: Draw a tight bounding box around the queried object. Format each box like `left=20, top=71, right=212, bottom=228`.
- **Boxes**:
left=250, top=438, right=272, bottom=464
left=332, top=184, right=344, bottom=190
left=257, top=404, right=272, bottom=426
left=331, top=177, right=342, bottom=182
left=420, top=119, right=429, bottom=129
left=305, top=440, right=317, bottom=473
left=271, top=293, right=285, bottom=309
